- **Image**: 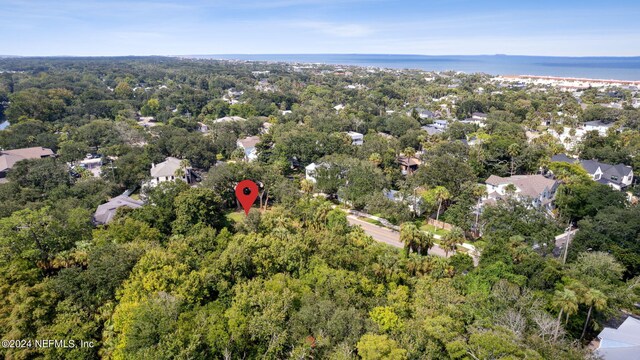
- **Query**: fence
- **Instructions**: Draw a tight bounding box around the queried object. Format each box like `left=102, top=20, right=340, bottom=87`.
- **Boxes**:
left=427, top=218, right=454, bottom=231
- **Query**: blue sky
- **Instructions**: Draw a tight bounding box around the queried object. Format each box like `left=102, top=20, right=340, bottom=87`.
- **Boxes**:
left=2, top=0, right=640, bottom=56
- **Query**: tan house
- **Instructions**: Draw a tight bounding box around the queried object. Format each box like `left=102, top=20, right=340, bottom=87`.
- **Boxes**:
left=0, top=147, right=55, bottom=182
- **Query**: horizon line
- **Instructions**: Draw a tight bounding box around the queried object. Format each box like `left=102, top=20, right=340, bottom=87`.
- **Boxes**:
left=2, top=53, right=640, bottom=59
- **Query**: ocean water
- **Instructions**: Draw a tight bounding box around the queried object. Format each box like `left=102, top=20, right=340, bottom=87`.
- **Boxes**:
left=194, top=54, right=640, bottom=81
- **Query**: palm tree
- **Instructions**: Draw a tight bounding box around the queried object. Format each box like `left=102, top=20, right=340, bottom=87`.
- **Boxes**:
left=442, top=227, right=464, bottom=256
left=400, top=222, right=433, bottom=256
left=300, top=179, right=314, bottom=195
left=432, top=186, right=450, bottom=228
left=580, top=288, right=607, bottom=340
left=368, top=153, right=382, bottom=167
left=403, top=147, right=416, bottom=159
left=552, top=288, right=579, bottom=340
left=507, top=143, right=521, bottom=175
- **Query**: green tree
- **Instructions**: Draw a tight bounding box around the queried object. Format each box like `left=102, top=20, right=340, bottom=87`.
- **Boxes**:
left=400, top=222, right=433, bottom=256
left=356, top=333, right=407, bottom=360
left=172, top=188, right=226, bottom=234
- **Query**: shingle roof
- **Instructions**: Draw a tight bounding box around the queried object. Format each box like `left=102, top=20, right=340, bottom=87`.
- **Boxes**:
left=485, top=174, right=557, bottom=198
left=237, top=136, right=260, bottom=149
left=94, top=195, right=144, bottom=225
left=550, top=154, right=577, bottom=164
left=0, top=147, right=55, bottom=172
left=150, top=157, right=186, bottom=178
left=596, top=317, right=640, bottom=360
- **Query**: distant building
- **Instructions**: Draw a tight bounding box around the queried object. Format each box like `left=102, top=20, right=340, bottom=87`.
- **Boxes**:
left=583, top=120, right=614, bottom=136
left=346, top=131, right=364, bottom=145
left=595, top=316, right=640, bottom=360
left=397, top=156, right=422, bottom=175
left=460, top=118, right=486, bottom=128
left=482, top=174, right=559, bottom=213
left=146, top=157, right=193, bottom=188
left=334, top=104, right=345, bottom=112
left=305, top=163, right=318, bottom=183
left=432, top=119, right=448, bottom=130
left=138, top=116, right=157, bottom=128
left=421, top=125, right=444, bottom=135
left=93, top=195, right=144, bottom=225
left=237, top=136, right=261, bottom=162
left=197, top=122, right=209, bottom=133
left=0, top=147, right=55, bottom=182
left=408, top=108, right=435, bottom=119
left=213, top=116, right=246, bottom=124
left=472, top=112, right=488, bottom=120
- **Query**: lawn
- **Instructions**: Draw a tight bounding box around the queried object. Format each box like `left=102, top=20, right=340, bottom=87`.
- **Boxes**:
left=361, top=217, right=383, bottom=227
left=420, top=224, right=450, bottom=237
left=226, top=211, right=245, bottom=224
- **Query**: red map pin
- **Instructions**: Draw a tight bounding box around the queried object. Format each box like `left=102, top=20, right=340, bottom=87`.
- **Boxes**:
left=235, top=180, right=259, bottom=215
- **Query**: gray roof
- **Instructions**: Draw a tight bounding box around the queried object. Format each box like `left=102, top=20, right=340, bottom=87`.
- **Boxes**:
left=94, top=195, right=144, bottom=225
left=550, top=154, right=577, bottom=164
left=580, top=159, right=633, bottom=186
left=596, top=317, right=640, bottom=360
left=151, top=157, right=187, bottom=178
left=421, top=125, right=444, bottom=135
left=584, top=120, right=613, bottom=127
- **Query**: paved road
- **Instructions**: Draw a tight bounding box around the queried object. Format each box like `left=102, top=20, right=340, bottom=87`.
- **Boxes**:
left=346, top=215, right=450, bottom=258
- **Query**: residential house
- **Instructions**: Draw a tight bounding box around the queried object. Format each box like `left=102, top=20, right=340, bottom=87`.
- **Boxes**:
left=213, top=116, right=246, bottom=124
left=594, top=316, right=640, bottom=360
left=580, top=160, right=633, bottom=190
left=237, top=136, right=261, bottom=162
left=408, top=108, right=435, bottom=119
left=432, top=119, right=448, bottom=130
left=305, top=163, right=318, bottom=183
left=583, top=120, right=614, bottom=136
left=346, top=131, right=364, bottom=145
left=383, top=189, right=424, bottom=215
left=0, top=147, right=55, bottom=183
left=93, top=195, right=144, bottom=225
left=551, top=154, right=634, bottom=190
left=460, top=118, right=487, bottom=128
left=146, top=157, right=193, bottom=188
left=472, top=112, right=488, bottom=120
left=78, top=155, right=103, bottom=177
left=334, top=104, right=345, bottom=112
left=305, top=162, right=333, bottom=184
left=421, top=125, right=444, bottom=135
left=261, top=122, right=273, bottom=134
left=138, top=116, right=157, bottom=128
left=481, top=174, right=559, bottom=212
left=197, top=122, right=209, bottom=133
left=397, top=156, right=422, bottom=175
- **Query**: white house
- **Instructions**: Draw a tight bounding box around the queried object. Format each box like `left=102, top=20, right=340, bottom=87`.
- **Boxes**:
left=237, top=136, right=260, bottom=162
left=146, top=157, right=193, bottom=188
left=305, top=163, right=318, bottom=183
left=432, top=119, right=448, bottom=130
left=346, top=131, right=364, bottom=145
left=583, top=120, right=614, bottom=136
left=482, top=174, right=559, bottom=213
left=213, top=116, right=246, bottom=124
